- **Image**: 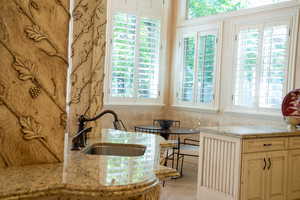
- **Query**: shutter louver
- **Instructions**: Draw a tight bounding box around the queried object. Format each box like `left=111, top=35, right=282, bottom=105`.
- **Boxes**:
left=234, top=28, right=260, bottom=107
left=259, top=25, right=289, bottom=108
left=197, top=34, right=217, bottom=104
left=233, top=23, right=290, bottom=109
left=181, top=35, right=196, bottom=102
left=137, top=18, right=161, bottom=99
left=111, top=13, right=137, bottom=98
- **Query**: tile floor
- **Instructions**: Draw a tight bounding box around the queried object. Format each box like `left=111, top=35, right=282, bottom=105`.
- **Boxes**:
left=160, top=157, right=198, bottom=200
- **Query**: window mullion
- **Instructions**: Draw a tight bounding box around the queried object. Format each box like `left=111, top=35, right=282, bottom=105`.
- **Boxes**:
left=134, top=16, right=141, bottom=101
left=255, top=25, right=264, bottom=111
left=193, top=32, right=199, bottom=104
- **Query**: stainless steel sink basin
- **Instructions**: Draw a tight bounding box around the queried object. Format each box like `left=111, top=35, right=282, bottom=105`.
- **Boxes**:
left=83, top=143, right=146, bottom=157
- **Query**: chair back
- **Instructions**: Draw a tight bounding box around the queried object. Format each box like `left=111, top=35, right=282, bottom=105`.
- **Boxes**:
left=134, top=126, right=161, bottom=135
left=153, top=120, right=180, bottom=128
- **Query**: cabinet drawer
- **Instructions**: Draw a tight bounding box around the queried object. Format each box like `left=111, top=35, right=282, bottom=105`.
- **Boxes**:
left=288, top=137, right=300, bottom=149
left=243, top=138, right=287, bottom=153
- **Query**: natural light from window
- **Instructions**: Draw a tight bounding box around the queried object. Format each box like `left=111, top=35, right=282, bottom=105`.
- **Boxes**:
left=188, top=0, right=290, bottom=19
left=233, top=24, right=289, bottom=109
left=178, top=31, right=217, bottom=105
left=110, top=13, right=161, bottom=100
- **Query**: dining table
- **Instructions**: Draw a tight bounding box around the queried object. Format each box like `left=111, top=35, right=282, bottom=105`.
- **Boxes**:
left=134, top=125, right=200, bottom=175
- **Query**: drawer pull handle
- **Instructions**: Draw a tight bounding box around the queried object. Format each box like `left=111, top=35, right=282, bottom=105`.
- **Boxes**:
left=263, top=144, right=272, bottom=147
left=268, top=158, right=272, bottom=170
left=263, top=158, right=267, bottom=170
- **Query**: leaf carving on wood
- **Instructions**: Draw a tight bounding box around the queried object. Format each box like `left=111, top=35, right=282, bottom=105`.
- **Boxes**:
left=0, top=82, right=5, bottom=105
left=73, top=10, right=83, bottom=21
left=20, top=116, right=45, bottom=141
left=70, top=87, right=81, bottom=104
left=13, top=56, right=37, bottom=81
left=0, top=18, right=9, bottom=42
left=24, top=25, right=47, bottom=42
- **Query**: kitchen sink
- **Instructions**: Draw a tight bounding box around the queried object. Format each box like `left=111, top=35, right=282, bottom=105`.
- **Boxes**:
left=83, top=143, right=146, bottom=157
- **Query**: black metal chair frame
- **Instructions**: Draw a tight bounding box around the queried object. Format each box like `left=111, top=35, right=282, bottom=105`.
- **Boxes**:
left=135, top=120, right=200, bottom=177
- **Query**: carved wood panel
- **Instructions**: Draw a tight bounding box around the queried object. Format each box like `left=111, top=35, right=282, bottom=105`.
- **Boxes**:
left=0, top=0, right=69, bottom=167
left=69, top=0, right=107, bottom=136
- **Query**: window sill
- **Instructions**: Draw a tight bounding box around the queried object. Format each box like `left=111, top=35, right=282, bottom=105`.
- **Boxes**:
left=223, top=108, right=284, bottom=120
left=170, top=104, right=219, bottom=113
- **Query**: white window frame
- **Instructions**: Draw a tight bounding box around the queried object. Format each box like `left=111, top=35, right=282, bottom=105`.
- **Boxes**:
left=172, top=23, right=222, bottom=111
left=104, top=0, right=168, bottom=106
left=227, top=11, right=299, bottom=115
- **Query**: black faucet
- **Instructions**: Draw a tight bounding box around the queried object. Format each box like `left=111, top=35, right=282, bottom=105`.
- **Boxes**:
left=71, top=110, right=121, bottom=150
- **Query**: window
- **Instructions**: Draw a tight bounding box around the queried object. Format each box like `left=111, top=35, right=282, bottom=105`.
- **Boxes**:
left=108, top=13, right=162, bottom=103
left=233, top=22, right=290, bottom=110
left=187, top=0, right=290, bottom=19
left=175, top=29, right=219, bottom=108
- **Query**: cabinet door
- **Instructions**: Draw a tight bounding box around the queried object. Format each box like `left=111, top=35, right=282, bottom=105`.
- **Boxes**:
left=265, top=151, right=288, bottom=200
left=241, top=153, right=266, bottom=200
left=287, top=150, right=300, bottom=200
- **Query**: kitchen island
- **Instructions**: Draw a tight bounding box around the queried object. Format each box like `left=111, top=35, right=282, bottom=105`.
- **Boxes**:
left=0, top=129, right=178, bottom=200
left=197, top=126, right=300, bottom=200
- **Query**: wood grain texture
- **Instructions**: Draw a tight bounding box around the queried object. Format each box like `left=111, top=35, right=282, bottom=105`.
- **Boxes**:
left=69, top=0, right=107, bottom=136
left=0, top=0, right=69, bottom=167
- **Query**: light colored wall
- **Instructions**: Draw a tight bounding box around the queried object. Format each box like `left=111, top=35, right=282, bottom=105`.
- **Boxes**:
left=0, top=0, right=69, bottom=167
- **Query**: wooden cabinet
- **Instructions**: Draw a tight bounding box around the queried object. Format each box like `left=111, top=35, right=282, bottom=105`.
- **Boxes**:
left=265, top=151, right=288, bottom=200
left=241, top=153, right=266, bottom=200
left=241, top=151, right=287, bottom=200
left=287, top=150, right=300, bottom=200
left=198, top=133, right=300, bottom=200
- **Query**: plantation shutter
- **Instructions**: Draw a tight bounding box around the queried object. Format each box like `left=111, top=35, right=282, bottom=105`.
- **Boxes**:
left=259, top=24, right=289, bottom=108
left=137, top=18, right=161, bottom=99
left=234, top=28, right=260, bottom=107
left=111, top=13, right=137, bottom=98
left=197, top=33, right=217, bottom=104
left=233, top=23, right=290, bottom=109
left=180, top=34, right=196, bottom=102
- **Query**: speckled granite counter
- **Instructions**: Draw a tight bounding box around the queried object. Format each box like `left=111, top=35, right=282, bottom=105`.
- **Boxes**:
left=0, top=129, right=178, bottom=200
left=200, top=126, right=300, bottom=139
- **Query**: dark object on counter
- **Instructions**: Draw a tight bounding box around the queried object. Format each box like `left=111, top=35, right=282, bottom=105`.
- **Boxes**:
left=72, top=110, right=125, bottom=150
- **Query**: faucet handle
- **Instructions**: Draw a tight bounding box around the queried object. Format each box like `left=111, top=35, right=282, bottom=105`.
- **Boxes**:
left=71, top=127, right=93, bottom=151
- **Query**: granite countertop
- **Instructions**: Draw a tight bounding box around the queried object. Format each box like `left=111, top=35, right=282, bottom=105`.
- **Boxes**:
left=0, top=129, right=176, bottom=199
left=200, top=126, right=300, bottom=139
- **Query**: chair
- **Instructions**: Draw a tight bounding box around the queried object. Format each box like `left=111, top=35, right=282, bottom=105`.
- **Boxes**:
left=152, top=120, right=181, bottom=169
left=134, top=126, right=161, bottom=134
left=134, top=126, right=177, bottom=166
left=152, top=120, right=199, bottom=176
left=175, top=136, right=199, bottom=176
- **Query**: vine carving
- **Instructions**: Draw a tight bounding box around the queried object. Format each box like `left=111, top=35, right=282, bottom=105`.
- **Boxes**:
left=24, top=25, right=47, bottom=42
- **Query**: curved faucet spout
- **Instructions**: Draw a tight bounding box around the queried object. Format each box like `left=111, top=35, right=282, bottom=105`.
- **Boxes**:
left=80, top=110, right=119, bottom=123
left=72, top=110, right=121, bottom=150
